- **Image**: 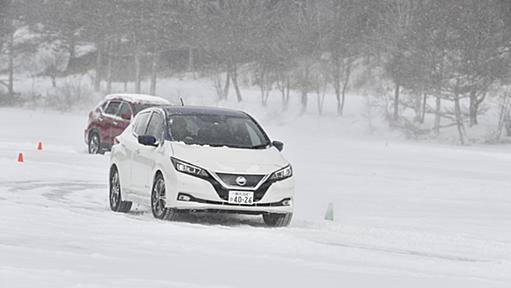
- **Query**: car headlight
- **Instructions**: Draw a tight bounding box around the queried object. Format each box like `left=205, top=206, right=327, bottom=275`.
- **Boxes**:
left=269, top=165, right=293, bottom=181
left=171, top=157, right=210, bottom=178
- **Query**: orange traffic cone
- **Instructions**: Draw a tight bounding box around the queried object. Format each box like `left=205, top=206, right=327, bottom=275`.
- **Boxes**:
left=37, top=142, right=43, bottom=151
left=17, top=152, right=24, bottom=163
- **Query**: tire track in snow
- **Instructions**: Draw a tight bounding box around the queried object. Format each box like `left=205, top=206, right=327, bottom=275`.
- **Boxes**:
left=317, top=240, right=490, bottom=263
left=2, top=180, right=107, bottom=213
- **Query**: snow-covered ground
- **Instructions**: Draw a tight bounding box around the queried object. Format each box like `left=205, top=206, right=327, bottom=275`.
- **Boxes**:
left=1, top=106, right=511, bottom=288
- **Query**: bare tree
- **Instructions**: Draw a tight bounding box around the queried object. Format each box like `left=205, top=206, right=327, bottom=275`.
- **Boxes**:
left=325, top=0, right=367, bottom=116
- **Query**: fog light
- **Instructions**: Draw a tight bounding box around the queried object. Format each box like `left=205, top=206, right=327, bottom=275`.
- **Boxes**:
left=177, top=194, right=191, bottom=201
left=282, top=199, right=292, bottom=206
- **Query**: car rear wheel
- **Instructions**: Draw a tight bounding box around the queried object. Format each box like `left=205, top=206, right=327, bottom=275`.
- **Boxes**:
left=263, top=213, right=292, bottom=227
left=151, top=173, right=178, bottom=221
left=88, top=133, right=102, bottom=154
left=109, top=166, right=132, bottom=213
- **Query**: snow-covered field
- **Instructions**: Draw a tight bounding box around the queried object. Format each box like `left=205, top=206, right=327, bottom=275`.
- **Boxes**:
left=1, top=106, right=511, bottom=288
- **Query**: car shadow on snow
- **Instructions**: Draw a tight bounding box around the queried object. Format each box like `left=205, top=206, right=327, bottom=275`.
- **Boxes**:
left=173, top=212, right=268, bottom=227
left=126, top=208, right=268, bottom=227
left=126, top=203, right=270, bottom=227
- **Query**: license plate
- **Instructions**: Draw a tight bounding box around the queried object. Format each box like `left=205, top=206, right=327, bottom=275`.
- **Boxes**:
left=228, top=191, right=254, bottom=205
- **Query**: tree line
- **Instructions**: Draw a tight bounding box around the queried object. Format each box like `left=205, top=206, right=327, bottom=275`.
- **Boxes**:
left=1, top=0, right=511, bottom=141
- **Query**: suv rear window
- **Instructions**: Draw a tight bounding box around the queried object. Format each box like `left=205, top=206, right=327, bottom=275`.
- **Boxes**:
left=98, top=101, right=108, bottom=112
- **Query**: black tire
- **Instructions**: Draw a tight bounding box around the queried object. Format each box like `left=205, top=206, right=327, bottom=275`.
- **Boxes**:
left=109, top=166, right=132, bottom=213
left=88, top=132, right=103, bottom=154
left=151, top=173, right=178, bottom=221
left=263, top=213, right=292, bottom=227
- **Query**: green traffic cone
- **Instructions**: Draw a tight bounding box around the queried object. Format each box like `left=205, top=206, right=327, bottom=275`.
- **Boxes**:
left=325, top=202, right=334, bottom=221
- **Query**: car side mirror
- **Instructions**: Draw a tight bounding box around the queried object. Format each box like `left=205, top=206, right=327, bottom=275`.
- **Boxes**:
left=272, top=141, right=284, bottom=152
left=138, top=135, right=158, bottom=147
left=121, top=113, right=131, bottom=121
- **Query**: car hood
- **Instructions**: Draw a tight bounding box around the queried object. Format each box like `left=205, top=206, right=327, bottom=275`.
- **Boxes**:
left=170, top=142, right=288, bottom=174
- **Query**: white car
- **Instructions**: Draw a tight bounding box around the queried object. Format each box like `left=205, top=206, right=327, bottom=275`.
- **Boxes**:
left=109, top=106, right=294, bottom=226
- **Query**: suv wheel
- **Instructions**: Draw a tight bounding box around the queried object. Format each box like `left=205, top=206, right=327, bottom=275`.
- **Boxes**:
left=151, top=173, right=178, bottom=221
left=88, top=133, right=102, bottom=154
left=109, top=166, right=132, bottom=213
left=263, top=213, right=292, bottom=227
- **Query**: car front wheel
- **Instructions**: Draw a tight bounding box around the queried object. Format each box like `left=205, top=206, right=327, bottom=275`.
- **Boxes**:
left=151, top=173, right=178, bottom=221
left=263, top=213, right=292, bottom=227
left=109, top=166, right=132, bottom=213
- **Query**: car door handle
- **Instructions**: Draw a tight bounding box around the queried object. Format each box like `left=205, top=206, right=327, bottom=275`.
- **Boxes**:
left=113, top=121, right=118, bottom=126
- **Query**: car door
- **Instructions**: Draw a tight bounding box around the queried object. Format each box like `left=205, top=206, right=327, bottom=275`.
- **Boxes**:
left=114, top=123, right=136, bottom=199
left=132, top=111, right=165, bottom=198
left=130, top=111, right=153, bottom=195
left=102, top=100, right=122, bottom=146
left=111, top=101, right=132, bottom=143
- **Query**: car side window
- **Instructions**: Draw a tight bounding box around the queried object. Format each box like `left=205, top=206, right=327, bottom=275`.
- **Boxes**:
left=117, top=102, right=132, bottom=120
left=104, top=101, right=121, bottom=116
left=145, top=112, right=164, bottom=141
left=133, top=112, right=152, bottom=136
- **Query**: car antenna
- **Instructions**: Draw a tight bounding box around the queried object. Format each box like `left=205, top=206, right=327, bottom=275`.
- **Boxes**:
left=180, top=97, right=185, bottom=106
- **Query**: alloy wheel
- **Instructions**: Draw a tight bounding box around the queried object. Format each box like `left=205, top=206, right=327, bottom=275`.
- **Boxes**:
left=110, top=169, right=121, bottom=211
left=89, top=134, right=100, bottom=154
left=151, top=177, right=167, bottom=219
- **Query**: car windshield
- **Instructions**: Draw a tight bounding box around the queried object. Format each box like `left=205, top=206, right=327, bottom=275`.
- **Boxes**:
left=168, top=113, right=271, bottom=149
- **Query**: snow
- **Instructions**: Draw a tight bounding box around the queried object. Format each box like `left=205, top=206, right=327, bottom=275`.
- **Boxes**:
left=105, top=93, right=171, bottom=105
left=1, top=106, right=511, bottom=288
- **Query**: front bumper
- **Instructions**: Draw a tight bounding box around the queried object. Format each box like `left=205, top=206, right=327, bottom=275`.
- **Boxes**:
left=166, top=171, right=294, bottom=214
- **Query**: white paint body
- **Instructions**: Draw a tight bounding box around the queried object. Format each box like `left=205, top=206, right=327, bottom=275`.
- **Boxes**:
left=110, top=117, right=294, bottom=214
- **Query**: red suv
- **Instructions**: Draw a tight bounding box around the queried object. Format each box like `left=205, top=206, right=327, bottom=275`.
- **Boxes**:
left=85, top=94, right=170, bottom=154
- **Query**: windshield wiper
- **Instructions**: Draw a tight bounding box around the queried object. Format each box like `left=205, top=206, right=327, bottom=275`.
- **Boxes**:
left=184, top=143, right=269, bottom=149
left=250, top=143, right=270, bottom=149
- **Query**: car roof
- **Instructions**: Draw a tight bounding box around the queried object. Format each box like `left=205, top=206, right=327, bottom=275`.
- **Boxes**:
left=105, top=93, right=170, bottom=105
left=161, top=105, right=249, bottom=117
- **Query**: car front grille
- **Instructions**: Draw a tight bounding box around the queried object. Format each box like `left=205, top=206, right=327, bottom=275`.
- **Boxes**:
left=208, top=177, right=274, bottom=202
left=215, top=173, right=265, bottom=188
